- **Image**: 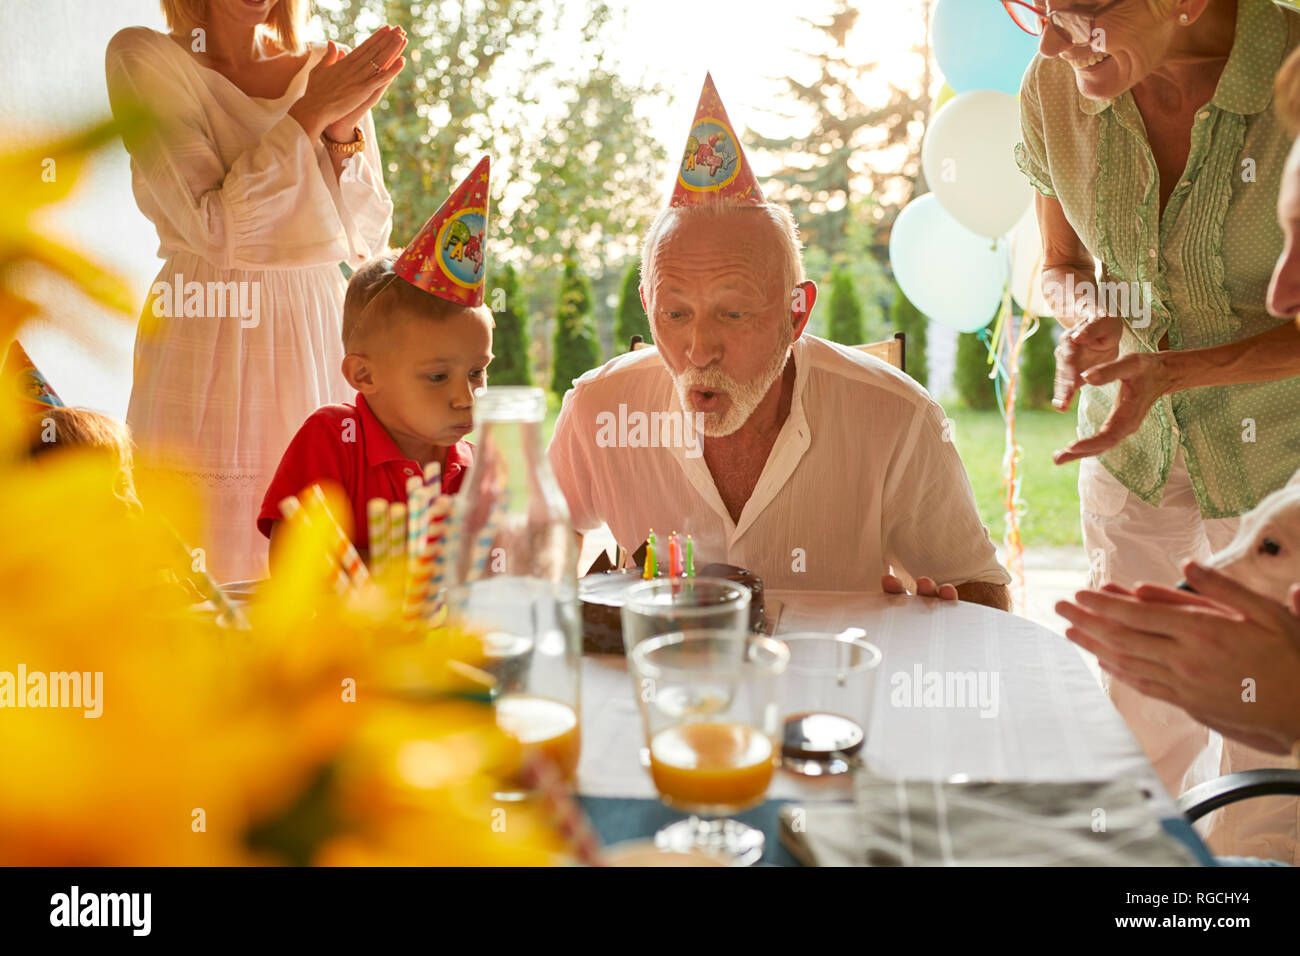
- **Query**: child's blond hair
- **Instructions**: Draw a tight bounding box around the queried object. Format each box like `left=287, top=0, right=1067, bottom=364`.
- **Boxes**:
left=26, top=406, right=141, bottom=509
left=342, top=251, right=478, bottom=354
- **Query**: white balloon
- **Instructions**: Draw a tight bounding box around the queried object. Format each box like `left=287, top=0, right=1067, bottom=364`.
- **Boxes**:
left=922, top=90, right=1033, bottom=239
left=889, top=194, right=1010, bottom=333
left=1008, top=204, right=1053, bottom=316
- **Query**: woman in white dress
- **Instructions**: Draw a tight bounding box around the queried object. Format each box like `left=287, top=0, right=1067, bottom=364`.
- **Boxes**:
left=106, top=0, right=405, bottom=582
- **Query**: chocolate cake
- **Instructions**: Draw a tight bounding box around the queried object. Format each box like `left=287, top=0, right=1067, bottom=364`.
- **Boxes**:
left=579, top=563, right=765, bottom=654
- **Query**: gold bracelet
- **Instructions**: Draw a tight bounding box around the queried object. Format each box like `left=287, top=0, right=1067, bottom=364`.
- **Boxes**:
left=321, top=126, right=365, bottom=155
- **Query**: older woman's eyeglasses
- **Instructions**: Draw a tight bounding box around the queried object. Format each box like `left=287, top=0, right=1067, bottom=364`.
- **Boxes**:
left=1002, top=0, right=1127, bottom=46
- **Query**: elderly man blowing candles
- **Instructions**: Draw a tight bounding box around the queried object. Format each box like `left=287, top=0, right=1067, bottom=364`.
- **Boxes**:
left=547, top=75, right=1011, bottom=611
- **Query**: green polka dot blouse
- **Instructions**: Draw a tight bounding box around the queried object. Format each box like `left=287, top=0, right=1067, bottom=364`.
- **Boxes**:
left=1016, top=0, right=1300, bottom=518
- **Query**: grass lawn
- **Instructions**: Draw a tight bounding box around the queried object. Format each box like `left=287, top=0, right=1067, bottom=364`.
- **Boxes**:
left=945, top=406, right=1083, bottom=549
left=528, top=392, right=1082, bottom=549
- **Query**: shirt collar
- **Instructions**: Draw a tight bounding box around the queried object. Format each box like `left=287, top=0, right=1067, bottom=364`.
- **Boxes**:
left=663, top=336, right=813, bottom=542
left=356, top=392, right=412, bottom=467
left=442, top=438, right=472, bottom=491
left=1212, top=0, right=1287, bottom=116
left=1075, top=0, right=1285, bottom=118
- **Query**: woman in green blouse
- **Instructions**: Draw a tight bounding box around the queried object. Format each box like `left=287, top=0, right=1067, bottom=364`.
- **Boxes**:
left=1012, top=0, right=1300, bottom=861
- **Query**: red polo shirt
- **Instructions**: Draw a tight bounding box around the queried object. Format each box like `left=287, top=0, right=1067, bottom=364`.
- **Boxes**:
left=258, top=393, right=472, bottom=553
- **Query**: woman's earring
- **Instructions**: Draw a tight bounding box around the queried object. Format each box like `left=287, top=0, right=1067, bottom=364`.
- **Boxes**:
left=1178, top=12, right=1190, bottom=23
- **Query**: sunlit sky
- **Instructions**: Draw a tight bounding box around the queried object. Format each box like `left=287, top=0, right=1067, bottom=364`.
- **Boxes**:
left=4, top=0, right=934, bottom=420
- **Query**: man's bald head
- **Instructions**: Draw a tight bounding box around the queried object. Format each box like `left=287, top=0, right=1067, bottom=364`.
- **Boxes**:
left=638, top=201, right=805, bottom=312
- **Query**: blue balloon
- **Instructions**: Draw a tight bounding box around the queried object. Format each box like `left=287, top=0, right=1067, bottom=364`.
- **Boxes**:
left=931, top=0, right=1041, bottom=96
left=889, top=194, right=1008, bottom=333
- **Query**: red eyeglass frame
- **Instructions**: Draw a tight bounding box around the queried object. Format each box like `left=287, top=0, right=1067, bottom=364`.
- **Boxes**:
left=1001, top=0, right=1128, bottom=44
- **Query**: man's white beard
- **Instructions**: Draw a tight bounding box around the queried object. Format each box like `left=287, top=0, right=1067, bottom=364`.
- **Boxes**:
left=671, top=326, right=793, bottom=438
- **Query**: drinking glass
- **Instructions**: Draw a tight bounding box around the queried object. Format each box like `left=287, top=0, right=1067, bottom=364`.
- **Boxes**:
left=778, top=631, right=882, bottom=776
left=630, top=630, right=788, bottom=866
left=620, top=577, right=751, bottom=656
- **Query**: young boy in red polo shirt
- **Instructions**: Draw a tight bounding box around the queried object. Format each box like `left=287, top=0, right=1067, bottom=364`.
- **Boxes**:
left=258, top=158, right=495, bottom=563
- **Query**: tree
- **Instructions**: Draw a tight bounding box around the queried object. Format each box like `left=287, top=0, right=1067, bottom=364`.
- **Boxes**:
left=551, top=258, right=600, bottom=395
left=614, top=259, right=651, bottom=349
left=315, top=0, right=553, bottom=245
left=826, top=267, right=864, bottom=345
left=315, top=1, right=667, bottom=385
left=888, top=283, right=928, bottom=390
left=751, top=0, right=932, bottom=260
left=1019, top=315, right=1057, bottom=410
left=489, top=264, right=532, bottom=386
left=954, top=329, right=998, bottom=411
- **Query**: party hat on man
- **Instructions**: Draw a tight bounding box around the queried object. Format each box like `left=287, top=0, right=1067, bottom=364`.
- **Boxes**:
left=393, top=156, right=491, bottom=306
left=2, top=340, right=63, bottom=409
left=670, top=73, right=764, bottom=207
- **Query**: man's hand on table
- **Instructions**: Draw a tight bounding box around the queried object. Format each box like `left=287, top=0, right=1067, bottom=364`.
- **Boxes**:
left=881, top=575, right=1011, bottom=612
left=882, top=573, right=958, bottom=601
left=1055, top=561, right=1300, bottom=756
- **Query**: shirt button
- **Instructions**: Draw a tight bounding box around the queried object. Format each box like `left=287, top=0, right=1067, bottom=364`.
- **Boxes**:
left=1148, top=248, right=1157, bottom=258
left=1197, top=110, right=1209, bottom=120
left=1179, top=180, right=1190, bottom=188
left=404, top=467, right=416, bottom=476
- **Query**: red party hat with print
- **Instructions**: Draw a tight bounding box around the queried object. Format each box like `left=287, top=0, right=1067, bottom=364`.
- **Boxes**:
left=670, top=73, right=764, bottom=207
left=2, top=340, right=63, bottom=410
left=393, top=156, right=491, bottom=306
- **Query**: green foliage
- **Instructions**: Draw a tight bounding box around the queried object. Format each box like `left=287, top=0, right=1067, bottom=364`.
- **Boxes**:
left=751, top=0, right=930, bottom=255
left=888, top=283, right=928, bottom=390
left=551, top=258, right=600, bottom=395
left=315, top=0, right=667, bottom=387
left=825, top=267, right=864, bottom=345
left=489, top=263, right=532, bottom=386
left=1019, top=316, right=1057, bottom=410
left=315, top=0, right=551, bottom=246
left=944, top=407, right=1083, bottom=548
left=614, top=259, right=651, bottom=349
left=954, top=330, right=998, bottom=411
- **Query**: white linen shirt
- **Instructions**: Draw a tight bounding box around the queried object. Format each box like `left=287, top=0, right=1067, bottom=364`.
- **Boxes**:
left=548, top=334, right=1011, bottom=592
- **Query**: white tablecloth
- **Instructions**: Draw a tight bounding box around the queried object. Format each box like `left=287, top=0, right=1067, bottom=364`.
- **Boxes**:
left=577, top=590, right=1176, bottom=817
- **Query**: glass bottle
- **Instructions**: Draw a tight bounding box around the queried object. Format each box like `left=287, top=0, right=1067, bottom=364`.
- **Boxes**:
left=447, top=386, right=581, bottom=797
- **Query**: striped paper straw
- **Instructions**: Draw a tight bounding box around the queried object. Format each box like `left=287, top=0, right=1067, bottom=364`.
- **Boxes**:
left=309, top=485, right=371, bottom=588
left=279, top=494, right=350, bottom=594
left=521, top=749, right=603, bottom=867
left=423, top=503, right=460, bottom=625
left=163, top=519, right=249, bottom=630
left=405, top=494, right=452, bottom=629
left=467, top=489, right=511, bottom=582
left=423, top=461, right=442, bottom=499
left=402, top=482, right=433, bottom=629
left=387, top=500, right=406, bottom=591
left=367, top=498, right=388, bottom=575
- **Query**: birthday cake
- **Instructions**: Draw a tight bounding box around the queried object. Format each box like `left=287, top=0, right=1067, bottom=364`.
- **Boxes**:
left=579, top=563, right=765, bottom=655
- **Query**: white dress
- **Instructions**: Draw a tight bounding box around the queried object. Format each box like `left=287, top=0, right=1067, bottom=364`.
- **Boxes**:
left=106, top=27, right=393, bottom=583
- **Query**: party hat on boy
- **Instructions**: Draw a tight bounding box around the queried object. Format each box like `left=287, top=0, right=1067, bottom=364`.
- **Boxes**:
left=2, top=340, right=63, bottom=409
left=393, top=156, right=491, bottom=306
left=670, top=73, right=764, bottom=207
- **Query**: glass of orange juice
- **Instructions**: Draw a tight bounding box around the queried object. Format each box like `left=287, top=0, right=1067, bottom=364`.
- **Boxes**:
left=630, top=629, right=788, bottom=865
left=448, top=580, right=582, bottom=801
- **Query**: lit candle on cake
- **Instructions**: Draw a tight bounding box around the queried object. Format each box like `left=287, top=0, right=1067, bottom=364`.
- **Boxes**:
left=669, top=531, right=682, bottom=578
left=644, top=530, right=658, bottom=579
left=684, top=535, right=695, bottom=578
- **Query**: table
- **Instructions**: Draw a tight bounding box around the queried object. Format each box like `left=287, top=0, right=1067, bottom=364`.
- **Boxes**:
left=578, top=589, right=1179, bottom=818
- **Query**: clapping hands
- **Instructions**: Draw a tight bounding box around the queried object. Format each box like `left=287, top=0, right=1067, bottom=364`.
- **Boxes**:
left=290, top=25, right=407, bottom=142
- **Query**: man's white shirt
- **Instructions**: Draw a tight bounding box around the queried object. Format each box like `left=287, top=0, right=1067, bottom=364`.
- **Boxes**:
left=548, top=334, right=1011, bottom=592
